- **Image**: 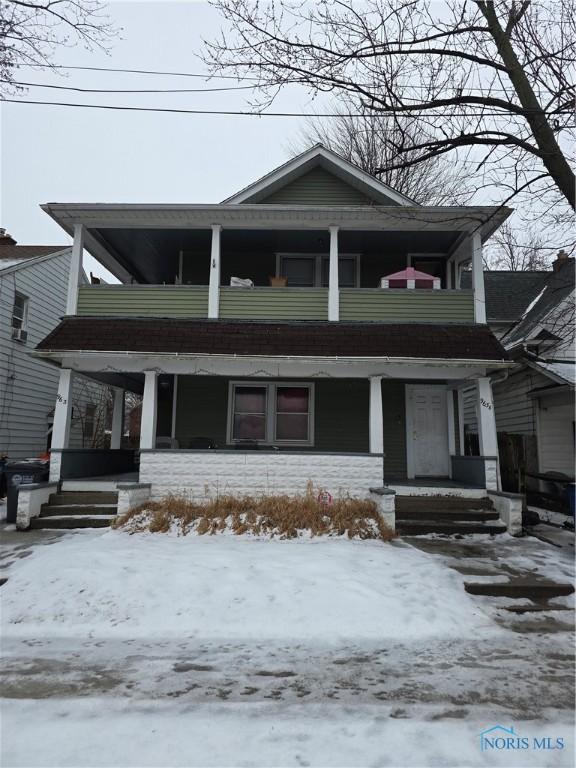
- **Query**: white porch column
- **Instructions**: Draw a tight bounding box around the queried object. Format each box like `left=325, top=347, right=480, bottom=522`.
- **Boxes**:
left=66, top=223, right=84, bottom=315
left=52, top=368, right=75, bottom=451
left=208, top=224, right=221, bottom=319
left=476, top=377, right=498, bottom=456
left=446, top=389, right=456, bottom=457
left=476, top=376, right=501, bottom=489
left=328, top=225, right=339, bottom=321
left=369, top=376, right=384, bottom=454
left=470, top=231, right=486, bottom=323
left=140, top=371, right=158, bottom=450
left=110, top=388, right=124, bottom=450
left=457, top=389, right=465, bottom=455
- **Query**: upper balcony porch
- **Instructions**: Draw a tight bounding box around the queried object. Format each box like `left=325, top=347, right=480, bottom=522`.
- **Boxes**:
left=43, top=203, right=507, bottom=324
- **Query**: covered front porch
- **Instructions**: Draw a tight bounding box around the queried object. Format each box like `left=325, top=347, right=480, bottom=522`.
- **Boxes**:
left=46, top=360, right=503, bottom=499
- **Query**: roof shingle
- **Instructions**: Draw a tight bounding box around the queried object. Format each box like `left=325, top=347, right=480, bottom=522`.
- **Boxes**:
left=36, top=318, right=509, bottom=362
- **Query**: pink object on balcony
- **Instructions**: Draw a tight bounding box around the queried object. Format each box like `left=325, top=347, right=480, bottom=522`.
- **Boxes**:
left=380, top=267, right=441, bottom=289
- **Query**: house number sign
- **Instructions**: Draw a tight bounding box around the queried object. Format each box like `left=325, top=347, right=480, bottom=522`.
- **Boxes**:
left=480, top=398, right=492, bottom=410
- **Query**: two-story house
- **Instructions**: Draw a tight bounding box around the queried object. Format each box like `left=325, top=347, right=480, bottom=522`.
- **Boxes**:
left=34, top=145, right=511, bottom=502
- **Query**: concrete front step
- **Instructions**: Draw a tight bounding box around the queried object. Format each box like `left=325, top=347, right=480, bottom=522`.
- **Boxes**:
left=30, top=515, right=115, bottom=530
left=398, top=520, right=507, bottom=536
left=397, top=509, right=500, bottom=522
left=49, top=492, right=119, bottom=505
left=395, top=496, right=494, bottom=512
left=464, top=581, right=575, bottom=599
left=40, top=504, right=118, bottom=517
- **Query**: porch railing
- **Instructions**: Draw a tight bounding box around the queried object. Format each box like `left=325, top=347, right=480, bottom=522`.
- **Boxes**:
left=77, top=284, right=475, bottom=322
left=77, top=285, right=209, bottom=317
left=339, top=288, right=474, bottom=322
left=219, top=287, right=328, bottom=320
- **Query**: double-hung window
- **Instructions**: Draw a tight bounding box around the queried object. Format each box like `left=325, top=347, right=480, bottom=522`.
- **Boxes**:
left=12, top=292, right=29, bottom=330
left=11, top=292, right=29, bottom=342
left=279, top=255, right=358, bottom=287
left=228, top=382, right=314, bottom=446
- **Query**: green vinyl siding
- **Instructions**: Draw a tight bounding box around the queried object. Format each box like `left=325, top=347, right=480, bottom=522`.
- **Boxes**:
left=174, top=376, right=371, bottom=452
left=77, top=285, right=208, bottom=317
left=176, top=376, right=230, bottom=448
left=256, top=167, right=375, bottom=206
left=339, top=289, right=474, bottom=322
left=78, top=285, right=473, bottom=323
left=313, top=379, right=369, bottom=452
left=381, top=380, right=407, bottom=479
left=219, top=287, right=328, bottom=320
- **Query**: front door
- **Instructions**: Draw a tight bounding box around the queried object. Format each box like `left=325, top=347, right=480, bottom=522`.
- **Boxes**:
left=406, top=385, right=450, bottom=477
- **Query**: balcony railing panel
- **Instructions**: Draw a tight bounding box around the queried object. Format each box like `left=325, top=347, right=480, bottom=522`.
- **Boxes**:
left=77, top=285, right=475, bottom=323
left=219, top=287, right=328, bottom=320
left=339, top=289, right=475, bottom=322
left=77, top=285, right=209, bottom=317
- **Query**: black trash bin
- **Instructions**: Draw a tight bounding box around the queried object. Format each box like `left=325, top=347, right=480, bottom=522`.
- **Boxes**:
left=5, top=460, right=50, bottom=524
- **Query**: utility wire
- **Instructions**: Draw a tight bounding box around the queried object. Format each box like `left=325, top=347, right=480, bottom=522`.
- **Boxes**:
left=2, top=79, right=261, bottom=94
left=3, top=98, right=559, bottom=118
left=14, top=63, right=549, bottom=96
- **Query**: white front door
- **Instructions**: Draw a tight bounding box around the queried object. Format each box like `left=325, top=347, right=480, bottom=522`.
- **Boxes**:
left=406, top=385, right=450, bottom=477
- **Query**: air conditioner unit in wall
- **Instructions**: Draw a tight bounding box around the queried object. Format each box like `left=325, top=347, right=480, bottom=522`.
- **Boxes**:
left=11, top=328, right=28, bottom=342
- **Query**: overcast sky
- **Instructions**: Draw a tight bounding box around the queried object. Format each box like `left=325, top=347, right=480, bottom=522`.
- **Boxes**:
left=1, top=1, right=317, bottom=278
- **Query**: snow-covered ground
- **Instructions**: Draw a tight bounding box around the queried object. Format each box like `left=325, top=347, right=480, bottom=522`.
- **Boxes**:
left=1, top=529, right=574, bottom=767
left=2, top=531, right=497, bottom=641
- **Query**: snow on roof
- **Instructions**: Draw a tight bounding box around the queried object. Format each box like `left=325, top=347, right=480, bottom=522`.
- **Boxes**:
left=0, top=257, right=30, bottom=271
left=521, top=285, right=547, bottom=318
left=532, top=360, right=576, bottom=387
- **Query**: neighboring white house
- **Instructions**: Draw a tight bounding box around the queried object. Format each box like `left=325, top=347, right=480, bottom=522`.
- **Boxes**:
left=461, top=253, right=575, bottom=497
left=0, top=229, right=114, bottom=459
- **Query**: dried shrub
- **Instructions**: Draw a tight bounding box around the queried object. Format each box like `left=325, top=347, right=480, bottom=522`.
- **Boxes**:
left=112, top=485, right=395, bottom=542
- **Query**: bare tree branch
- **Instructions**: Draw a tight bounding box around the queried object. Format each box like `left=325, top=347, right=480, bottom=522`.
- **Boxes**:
left=203, top=0, right=576, bottom=210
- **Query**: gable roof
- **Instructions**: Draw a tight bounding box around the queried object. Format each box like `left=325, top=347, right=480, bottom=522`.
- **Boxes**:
left=0, top=245, right=69, bottom=274
left=528, top=359, right=575, bottom=388
left=502, top=259, right=574, bottom=348
left=222, top=144, right=418, bottom=206
left=461, top=270, right=549, bottom=323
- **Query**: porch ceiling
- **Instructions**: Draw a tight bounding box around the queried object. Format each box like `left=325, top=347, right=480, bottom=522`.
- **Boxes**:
left=41, top=204, right=511, bottom=282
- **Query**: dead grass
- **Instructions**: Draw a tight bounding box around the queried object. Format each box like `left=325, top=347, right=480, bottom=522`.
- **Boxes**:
left=112, top=484, right=395, bottom=541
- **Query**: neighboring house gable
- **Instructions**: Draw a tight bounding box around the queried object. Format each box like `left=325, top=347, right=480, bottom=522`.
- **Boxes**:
left=0, top=233, right=111, bottom=459
left=502, top=256, right=575, bottom=358
left=223, top=144, right=417, bottom=206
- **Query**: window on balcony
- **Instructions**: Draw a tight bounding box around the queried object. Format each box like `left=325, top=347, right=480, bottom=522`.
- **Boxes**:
left=279, top=255, right=358, bottom=287
left=228, top=382, right=314, bottom=446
